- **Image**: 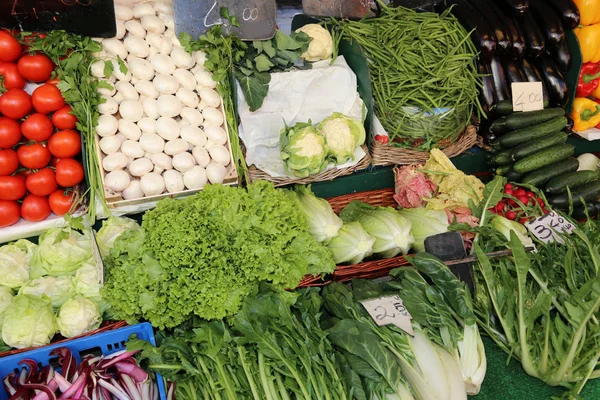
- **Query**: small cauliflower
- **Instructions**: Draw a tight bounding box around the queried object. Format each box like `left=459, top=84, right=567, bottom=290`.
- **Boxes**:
left=319, top=112, right=366, bottom=164
left=295, top=24, right=333, bottom=62
left=280, top=121, right=328, bottom=177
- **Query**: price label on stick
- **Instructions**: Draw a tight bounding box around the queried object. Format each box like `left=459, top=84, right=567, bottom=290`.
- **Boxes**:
left=526, top=210, right=575, bottom=244
left=511, top=82, right=544, bottom=112
left=360, top=295, right=414, bottom=336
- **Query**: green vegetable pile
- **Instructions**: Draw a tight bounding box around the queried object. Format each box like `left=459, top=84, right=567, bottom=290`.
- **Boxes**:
left=329, top=1, right=483, bottom=150
left=102, top=181, right=335, bottom=329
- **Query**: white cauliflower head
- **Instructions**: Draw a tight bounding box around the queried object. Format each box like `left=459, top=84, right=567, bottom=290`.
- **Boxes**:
left=318, top=113, right=366, bottom=164
left=295, top=24, right=334, bottom=62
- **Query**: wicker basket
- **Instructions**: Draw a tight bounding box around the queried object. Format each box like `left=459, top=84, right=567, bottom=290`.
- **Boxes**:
left=371, top=124, right=478, bottom=167
left=247, top=145, right=371, bottom=187
left=0, top=320, right=128, bottom=359
left=297, top=187, right=413, bottom=288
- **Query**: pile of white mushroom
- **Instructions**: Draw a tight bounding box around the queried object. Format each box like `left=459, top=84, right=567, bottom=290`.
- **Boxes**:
left=93, top=0, right=233, bottom=200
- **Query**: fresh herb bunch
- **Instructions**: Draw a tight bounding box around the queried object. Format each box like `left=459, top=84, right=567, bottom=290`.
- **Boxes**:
left=20, top=31, right=108, bottom=219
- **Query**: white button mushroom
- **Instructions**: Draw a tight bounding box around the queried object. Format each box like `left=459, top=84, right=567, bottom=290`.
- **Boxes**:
left=172, top=152, right=196, bottom=173
left=163, top=169, right=185, bottom=193
left=156, top=94, right=182, bottom=118
left=115, top=81, right=139, bottom=101
left=172, top=69, right=196, bottom=91
left=194, top=70, right=217, bottom=89
left=124, top=20, right=146, bottom=39
left=118, top=120, right=142, bottom=141
left=204, top=125, right=227, bottom=145
left=119, top=100, right=144, bottom=122
left=170, top=48, right=194, bottom=69
left=124, top=36, right=151, bottom=59
left=154, top=1, right=173, bottom=15
left=164, top=139, right=189, bottom=155
left=141, top=15, right=165, bottom=34
left=99, top=136, right=122, bottom=155
left=139, top=133, right=165, bottom=153
left=105, top=170, right=131, bottom=193
left=98, top=96, right=119, bottom=115
left=183, top=166, right=208, bottom=190
left=199, top=88, right=221, bottom=108
left=110, top=60, right=132, bottom=82
left=103, top=38, right=129, bottom=60
left=140, top=173, right=166, bottom=196
left=137, top=117, right=157, bottom=134
left=97, top=79, right=116, bottom=97
left=115, top=20, right=126, bottom=40
left=202, top=107, right=224, bottom=127
left=135, top=80, right=159, bottom=99
left=120, top=140, right=145, bottom=158
left=191, top=146, right=211, bottom=168
left=133, top=3, right=156, bottom=18
left=96, top=114, right=119, bottom=137
left=150, top=54, right=175, bottom=75
left=102, top=152, right=128, bottom=171
left=143, top=98, right=160, bottom=119
left=153, top=74, right=179, bottom=94
left=91, top=60, right=106, bottom=78
left=128, top=57, right=155, bottom=81
left=161, top=14, right=175, bottom=31
left=156, top=117, right=180, bottom=140
left=145, top=32, right=173, bottom=55
left=122, top=179, right=144, bottom=199
left=207, top=144, right=230, bottom=166
left=129, top=158, right=154, bottom=177
left=113, top=91, right=125, bottom=104
left=176, top=88, right=199, bottom=108
left=150, top=153, right=173, bottom=170
left=115, top=4, right=134, bottom=21
left=205, top=162, right=227, bottom=184
left=180, top=107, right=204, bottom=126
left=193, top=51, right=207, bottom=67
left=180, top=125, right=207, bottom=147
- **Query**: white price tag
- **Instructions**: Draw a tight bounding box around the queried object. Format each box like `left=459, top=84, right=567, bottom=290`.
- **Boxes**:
left=511, top=82, right=544, bottom=112
left=360, top=295, right=414, bottom=336
left=526, top=210, right=575, bottom=244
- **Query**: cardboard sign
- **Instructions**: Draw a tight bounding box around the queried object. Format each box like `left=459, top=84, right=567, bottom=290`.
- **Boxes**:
left=526, top=210, right=575, bottom=244
left=174, top=0, right=276, bottom=40
left=361, top=295, right=414, bottom=336
left=511, top=82, right=544, bottom=112
left=302, top=0, right=377, bottom=19
left=0, top=0, right=116, bottom=38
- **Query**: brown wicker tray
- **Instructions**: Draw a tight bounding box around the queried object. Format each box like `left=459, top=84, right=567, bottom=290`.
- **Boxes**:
left=371, top=124, right=478, bottom=167
left=0, top=320, right=128, bottom=359
left=297, top=187, right=413, bottom=287
left=248, top=145, right=371, bottom=187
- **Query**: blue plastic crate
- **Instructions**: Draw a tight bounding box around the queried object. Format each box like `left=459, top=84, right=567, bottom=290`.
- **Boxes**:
left=0, top=323, right=166, bottom=400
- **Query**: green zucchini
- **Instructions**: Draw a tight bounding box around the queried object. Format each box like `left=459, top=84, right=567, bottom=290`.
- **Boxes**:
left=489, top=148, right=514, bottom=166
left=520, top=157, right=579, bottom=186
left=496, top=164, right=513, bottom=176
left=494, top=116, right=567, bottom=148
left=511, top=131, right=568, bottom=161
left=504, top=108, right=565, bottom=131
left=506, top=168, right=523, bottom=181
left=545, top=170, right=600, bottom=194
left=571, top=203, right=599, bottom=220
left=513, top=144, right=574, bottom=174
left=548, top=181, right=600, bottom=209
left=490, top=117, right=511, bottom=134
left=494, top=100, right=513, bottom=115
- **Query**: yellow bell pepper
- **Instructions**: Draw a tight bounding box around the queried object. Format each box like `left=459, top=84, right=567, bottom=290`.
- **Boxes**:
left=572, top=98, right=600, bottom=131
left=573, top=0, right=600, bottom=25
left=575, top=24, right=600, bottom=63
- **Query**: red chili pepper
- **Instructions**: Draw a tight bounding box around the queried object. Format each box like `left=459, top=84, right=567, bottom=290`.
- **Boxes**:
left=577, top=62, right=600, bottom=98
left=375, top=134, right=389, bottom=144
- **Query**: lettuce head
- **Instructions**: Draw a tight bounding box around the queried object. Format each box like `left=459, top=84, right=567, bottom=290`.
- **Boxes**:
left=288, top=185, right=342, bottom=243
left=398, top=208, right=449, bottom=252
left=327, top=221, right=376, bottom=264
left=96, top=216, right=140, bottom=258
left=0, top=286, right=14, bottom=327
left=57, top=296, right=101, bottom=338
left=318, top=112, right=366, bottom=164
left=280, top=121, right=328, bottom=177
left=2, top=294, right=56, bottom=349
left=0, top=239, right=36, bottom=289
left=30, top=228, right=93, bottom=278
left=18, top=276, right=75, bottom=309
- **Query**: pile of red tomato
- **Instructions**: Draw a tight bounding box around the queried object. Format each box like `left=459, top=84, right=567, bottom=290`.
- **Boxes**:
left=0, top=31, right=84, bottom=227
left=489, top=183, right=549, bottom=224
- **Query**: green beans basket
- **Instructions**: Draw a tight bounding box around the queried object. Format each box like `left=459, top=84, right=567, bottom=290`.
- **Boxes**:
left=329, top=2, right=483, bottom=151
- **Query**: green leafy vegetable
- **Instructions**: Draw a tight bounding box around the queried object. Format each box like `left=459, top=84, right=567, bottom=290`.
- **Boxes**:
left=30, top=227, right=93, bottom=278
left=0, top=239, right=35, bottom=289
left=327, top=222, right=376, bottom=264
left=287, top=185, right=342, bottom=243
left=398, top=208, right=449, bottom=252
left=2, top=294, right=56, bottom=349
left=96, top=216, right=140, bottom=258
left=56, top=296, right=101, bottom=338
left=18, top=276, right=75, bottom=309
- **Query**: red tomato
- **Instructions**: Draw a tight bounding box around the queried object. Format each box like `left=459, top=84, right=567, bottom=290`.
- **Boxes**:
left=0, top=63, right=25, bottom=89
left=51, top=106, right=77, bottom=130
left=375, top=134, right=389, bottom=144
left=0, top=200, right=20, bottom=227
left=49, top=189, right=74, bottom=216
left=0, top=31, right=22, bottom=63
left=17, top=143, right=51, bottom=169
left=48, top=129, right=81, bottom=158
left=21, top=113, right=54, bottom=142
left=0, top=175, right=26, bottom=200
left=0, top=88, right=32, bottom=119
left=26, top=168, right=57, bottom=196
left=0, top=117, right=21, bottom=148
left=17, top=53, right=54, bottom=82
left=21, top=194, right=51, bottom=221
left=31, top=84, right=65, bottom=114
left=0, top=149, right=18, bottom=175
left=55, top=158, right=84, bottom=187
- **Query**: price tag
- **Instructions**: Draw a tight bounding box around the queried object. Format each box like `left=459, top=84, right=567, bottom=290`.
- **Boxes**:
left=360, top=295, right=414, bottom=336
left=526, top=210, right=575, bottom=244
left=511, top=82, right=544, bottom=112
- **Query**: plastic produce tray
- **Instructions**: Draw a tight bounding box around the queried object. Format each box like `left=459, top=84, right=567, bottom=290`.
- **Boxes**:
left=0, top=323, right=166, bottom=400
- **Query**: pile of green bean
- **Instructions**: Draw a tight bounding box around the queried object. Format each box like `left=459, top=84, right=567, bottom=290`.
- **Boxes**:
left=329, top=2, right=483, bottom=150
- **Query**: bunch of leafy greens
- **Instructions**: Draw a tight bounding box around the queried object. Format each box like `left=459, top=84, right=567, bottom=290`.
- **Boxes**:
left=287, top=185, right=342, bottom=243
left=128, top=285, right=350, bottom=400
left=102, top=181, right=335, bottom=329
left=473, top=218, right=600, bottom=397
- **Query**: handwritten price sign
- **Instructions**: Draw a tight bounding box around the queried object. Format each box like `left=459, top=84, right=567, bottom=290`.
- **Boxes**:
left=511, top=82, right=544, bottom=112
left=361, top=295, right=414, bottom=336
left=526, top=210, right=575, bottom=244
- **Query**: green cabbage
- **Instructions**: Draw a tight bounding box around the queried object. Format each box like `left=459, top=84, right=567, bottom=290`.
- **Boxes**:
left=57, top=296, right=101, bottom=338
left=398, top=208, right=449, bottom=252
left=2, top=294, right=56, bottom=349
left=280, top=121, right=328, bottom=177
left=96, top=216, right=140, bottom=258
left=0, top=239, right=36, bottom=289
left=490, top=215, right=533, bottom=248
left=18, top=276, right=75, bottom=309
left=288, top=185, right=342, bottom=243
left=0, top=287, right=14, bottom=327
left=74, top=263, right=102, bottom=300
left=318, top=112, right=366, bottom=164
left=340, top=201, right=414, bottom=258
left=30, top=228, right=93, bottom=278
left=327, top=222, right=376, bottom=264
